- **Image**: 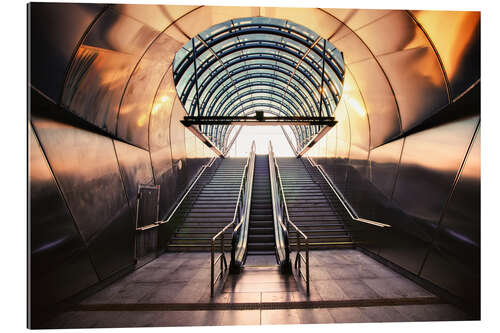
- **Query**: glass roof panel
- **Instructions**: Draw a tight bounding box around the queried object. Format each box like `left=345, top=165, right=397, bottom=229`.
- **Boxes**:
left=173, top=17, right=344, bottom=152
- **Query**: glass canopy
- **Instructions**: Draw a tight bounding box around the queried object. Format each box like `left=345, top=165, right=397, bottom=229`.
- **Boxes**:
left=173, top=17, right=345, bottom=153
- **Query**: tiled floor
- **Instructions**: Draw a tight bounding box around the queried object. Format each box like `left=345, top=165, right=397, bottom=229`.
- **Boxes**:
left=44, top=249, right=469, bottom=328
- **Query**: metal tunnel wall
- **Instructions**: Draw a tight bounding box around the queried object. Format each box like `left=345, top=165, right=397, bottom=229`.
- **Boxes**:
left=28, top=3, right=480, bottom=313
left=306, top=10, right=480, bottom=310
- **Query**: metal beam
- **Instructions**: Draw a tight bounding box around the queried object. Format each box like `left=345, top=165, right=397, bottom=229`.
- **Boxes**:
left=182, top=115, right=337, bottom=127
left=192, top=39, right=201, bottom=117
left=297, top=125, right=334, bottom=157
left=184, top=124, right=225, bottom=157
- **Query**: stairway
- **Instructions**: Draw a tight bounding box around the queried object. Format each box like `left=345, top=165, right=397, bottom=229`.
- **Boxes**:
left=277, top=157, right=353, bottom=249
left=247, top=155, right=275, bottom=256
left=167, top=158, right=247, bottom=251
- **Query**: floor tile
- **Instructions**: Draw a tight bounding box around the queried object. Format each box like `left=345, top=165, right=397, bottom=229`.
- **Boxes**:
left=328, top=307, right=372, bottom=323
left=261, top=309, right=301, bottom=325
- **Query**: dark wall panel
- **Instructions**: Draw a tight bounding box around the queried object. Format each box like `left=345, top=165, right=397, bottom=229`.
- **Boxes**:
left=31, top=112, right=134, bottom=279
left=436, top=126, right=480, bottom=257
left=113, top=140, right=155, bottom=221
left=170, top=98, right=189, bottom=199
left=369, top=138, right=403, bottom=200
left=149, top=68, right=176, bottom=218
left=29, top=2, right=105, bottom=101
left=420, top=125, right=480, bottom=308
left=391, top=115, right=478, bottom=232
left=29, top=124, right=99, bottom=307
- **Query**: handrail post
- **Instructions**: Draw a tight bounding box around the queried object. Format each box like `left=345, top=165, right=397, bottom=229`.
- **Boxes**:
left=220, top=233, right=224, bottom=275
left=305, top=239, right=310, bottom=295
left=210, top=239, right=215, bottom=297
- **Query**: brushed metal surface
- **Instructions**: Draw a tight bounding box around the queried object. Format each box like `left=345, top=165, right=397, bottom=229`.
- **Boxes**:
left=114, top=140, right=155, bottom=216
left=61, top=7, right=159, bottom=136
left=117, top=28, right=184, bottom=148
left=411, top=10, right=480, bottom=99
left=29, top=2, right=105, bottom=101
left=31, top=111, right=134, bottom=279
left=391, top=115, right=479, bottom=231
left=438, top=126, right=480, bottom=253
left=169, top=98, right=189, bottom=199
left=29, top=4, right=481, bottom=313
left=369, top=138, right=404, bottom=200
left=29, top=123, right=99, bottom=307
left=348, top=58, right=401, bottom=147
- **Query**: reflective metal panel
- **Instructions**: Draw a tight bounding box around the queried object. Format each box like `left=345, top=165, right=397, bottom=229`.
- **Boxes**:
left=113, top=140, right=155, bottom=216
left=169, top=98, right=189, bottom=198
left=412, top=10, right=480, bottom=99
left=30, top=113, right=132, bottom=247
left=438, top=126, right=480, bottom=253
left=149, top=68, right=176, bottom=218
left=420, top=245, right=479, bottom=311
left=173, top=6, right=259, bottom=39
left=86, top=211, right=135, bottom=279
left=377, top=49, right=448, bottom=131
left=392, top=115, right=479, bottom=229
left=355, top=10, right=448, bottom=130
left=61, top=8, right=159, bottom=136
left=117, top=27, right=185, bottom=148
left=31, top=250, right=98, bottom=308
left=29, top=123, right=99, bottom=306
left=261, top=7, right=342, bottom=38
left=347, top=59, right=400, bottom=147
left=323, top=8, right=392, bottom=31
left=330, top=31, right=373, bottom=65
left=369, top=138, right=404, bottom=200
left=377, top=228, right=430, bottom=275
left=29, top=3, right=104, bottom=101
left=114, top=4, right=197, bottom=31
left=342, top=72, right=369, bottom=152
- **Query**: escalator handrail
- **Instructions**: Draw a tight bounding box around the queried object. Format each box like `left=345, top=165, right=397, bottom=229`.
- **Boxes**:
left=210, top=142, right=255, bottom=296
left=230, top=141, right=256, bottom=267
left=268, top=142, right=290, bottom=268
left=269, top=145, right=310, bottom=294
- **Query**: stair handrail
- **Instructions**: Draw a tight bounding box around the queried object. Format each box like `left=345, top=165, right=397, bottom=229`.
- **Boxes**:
left=306, top=156, right=390, bottom=228
left=268, top=142, right=291, bottom=271
left=269, top=143, right=310, bottom=294
left=210, top=141, right=256, bottom=296
left=156, top=156, right=218, bottom=227
left=230, top=141, right=256, bottom=269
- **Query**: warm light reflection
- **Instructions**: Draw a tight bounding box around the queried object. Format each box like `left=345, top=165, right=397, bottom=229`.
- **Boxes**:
left=137, top=113, right=148, bottom=127
left=151, top=94, right=173, bottom=116
left=412, top=10, right=480, bottom=81
left=344, top=95, right=365, bottom=117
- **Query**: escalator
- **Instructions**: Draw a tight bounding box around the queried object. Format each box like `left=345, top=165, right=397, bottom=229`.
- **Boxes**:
left=229, top=143, right=290, bottom=273
left=247, top=155, right=275, bottom=255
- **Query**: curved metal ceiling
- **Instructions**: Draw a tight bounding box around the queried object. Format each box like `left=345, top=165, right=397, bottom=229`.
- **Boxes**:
left=172, top=17, right=346, bottom=152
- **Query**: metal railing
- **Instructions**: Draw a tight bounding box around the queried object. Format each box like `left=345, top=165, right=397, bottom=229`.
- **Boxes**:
left=269, top=142, right=310, bottom=294
left=210, top=141, right=256, bottom=297
left=306, top=156, right=391, bottom=228
left=156, top=156, right=218, bottom=228
left=268, top=142, right=291, bottom=271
